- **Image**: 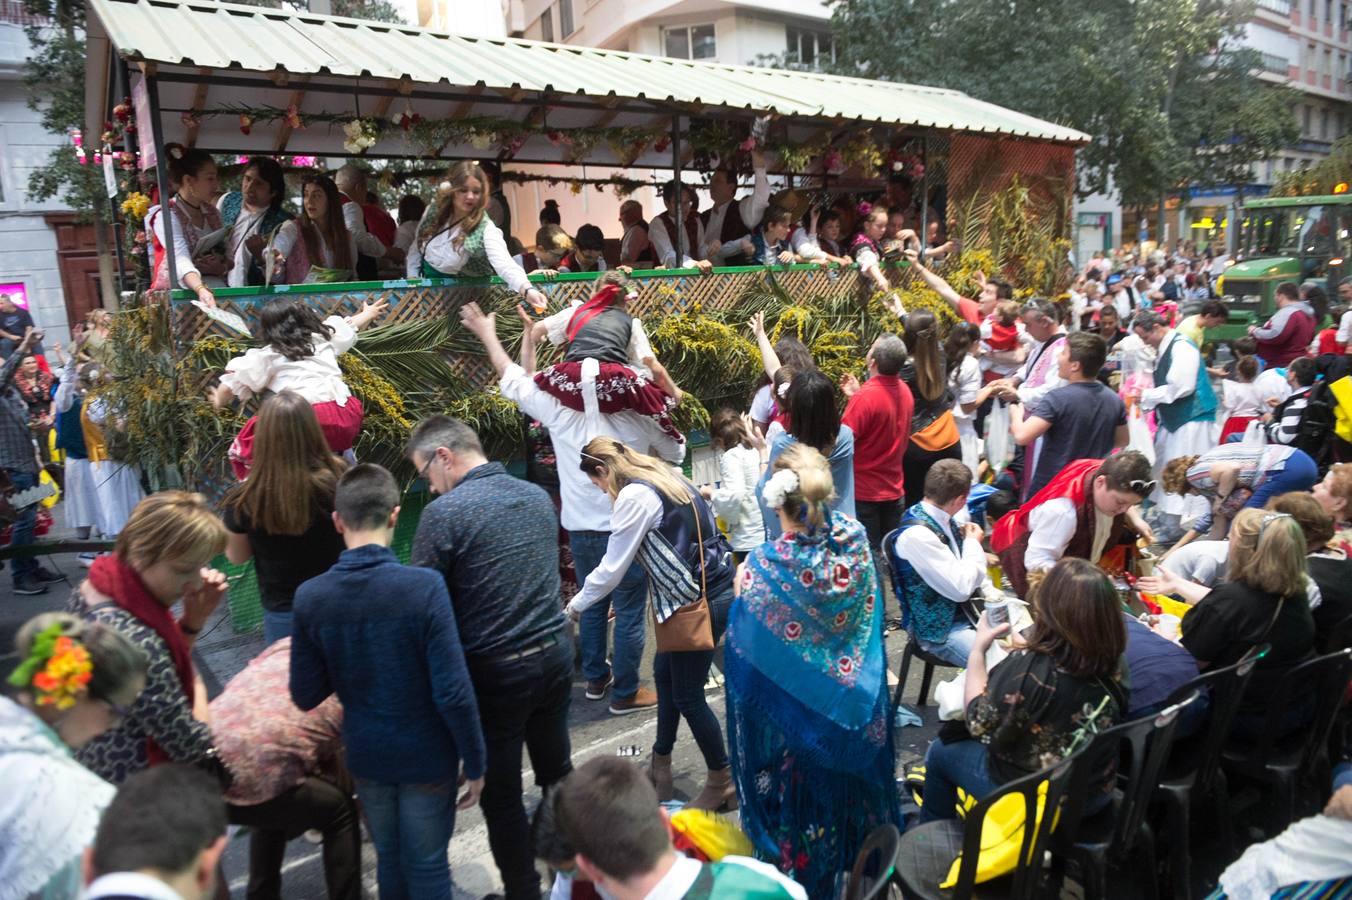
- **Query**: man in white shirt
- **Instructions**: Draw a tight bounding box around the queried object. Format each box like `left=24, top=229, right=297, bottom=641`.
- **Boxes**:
left=82, top=765, right=228, bottom=900
left=554, top=758, right=806, bottom=900
left=700, top=150, right=770, bottom=266
left=892, top=460, right=991, bottom=666
left=990, top=298, right=1067, bottom=501
left=648, top=181, right=711, bottom=272
left=459, top=302, right=685, bottom=715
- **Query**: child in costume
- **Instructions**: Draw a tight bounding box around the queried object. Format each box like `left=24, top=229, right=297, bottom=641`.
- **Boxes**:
left=211, top=297, right=387, bottom=478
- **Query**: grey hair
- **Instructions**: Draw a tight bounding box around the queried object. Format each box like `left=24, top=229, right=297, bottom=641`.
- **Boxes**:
left=1132, top=311, right=1168, bottom=332
left=405, top=415, right=484, bottom=459
left=14, top=613, right=147, bottom=703
left=335, top=163, right=368, bottom=192
left=1020, top=297, right=1059, bottom=323
left=870, top=333, right=908, bottom=376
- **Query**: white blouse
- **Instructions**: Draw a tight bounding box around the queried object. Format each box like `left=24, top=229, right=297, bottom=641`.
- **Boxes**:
left=148, top=204, right=222, bottom=288
left=405, top=214, right=531, bottom=294
left=219, top=314, right=357, bottom=406
left=270, top=221, right=359, bottom=283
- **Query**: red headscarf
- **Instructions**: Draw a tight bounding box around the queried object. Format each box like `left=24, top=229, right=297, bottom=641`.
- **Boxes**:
left=564, top=283, right=629, bottom=343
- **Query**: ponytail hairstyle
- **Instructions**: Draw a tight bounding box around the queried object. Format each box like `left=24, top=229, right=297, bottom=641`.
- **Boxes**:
left=765, top=443, right=835, bottom=531
left=162, top=143, right=215, bottom=188
left=709, top=407, right=753, bottom=451
left=10, top=612, right=148, bottom=710
left=298, top=174, right=353, bottom=272
left=421, top=160, right=490, bottom=252
left=943, top=322, right=979, bottom=378
left=539, top=198, right=562, bottom=226
left=578, top=436, right=691, bottom=505
left=902, top=309, right=946, bottom=401
left=1234, top=354, right=1259, bottom=382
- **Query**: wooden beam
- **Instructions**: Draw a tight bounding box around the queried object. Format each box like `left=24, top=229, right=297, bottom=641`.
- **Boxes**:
left=272, top=77, right=310, bottom=154
left=589, top=109, right=620, bottom=128
left=492, top=85, right=526, bottom=103
left=183, top=70, right=211, bottom=148
left=447, top=84, right=485, bottom=120
left=268, top=70, right=290, bottom=87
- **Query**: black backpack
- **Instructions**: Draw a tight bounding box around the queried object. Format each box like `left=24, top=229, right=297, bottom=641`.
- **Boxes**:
left=1293, top=379, right=1336, bottom=474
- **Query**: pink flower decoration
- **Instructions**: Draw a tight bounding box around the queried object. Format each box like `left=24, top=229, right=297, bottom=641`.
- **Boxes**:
left=739, top=136, right=757, bottom=152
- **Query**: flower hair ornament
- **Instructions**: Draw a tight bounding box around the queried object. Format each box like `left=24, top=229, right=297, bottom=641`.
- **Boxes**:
left=776, top=382, right=790, bottom=399
left=762, top=468, right=800, bottom=511
left=856, top=201, right=873, bottom=218
left=6, top=623, right=93, bottom=710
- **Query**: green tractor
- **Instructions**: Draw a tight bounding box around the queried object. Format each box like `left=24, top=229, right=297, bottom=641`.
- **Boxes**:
left=1209, top=193, right=1352, bottom=342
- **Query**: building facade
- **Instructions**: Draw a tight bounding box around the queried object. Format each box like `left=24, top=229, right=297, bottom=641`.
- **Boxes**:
left=0, top=1, right=85, bottom=346
left=513, top=0, right=835, bottom=68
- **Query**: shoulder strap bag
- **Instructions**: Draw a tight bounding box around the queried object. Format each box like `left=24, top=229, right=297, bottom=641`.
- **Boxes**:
left=652, top=494, right=717, bottom=653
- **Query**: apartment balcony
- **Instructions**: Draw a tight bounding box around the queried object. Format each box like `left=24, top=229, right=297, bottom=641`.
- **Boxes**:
left=1259, top=51, right=1292, bottom=74
left=1255, top=0, right=1292, bottom=15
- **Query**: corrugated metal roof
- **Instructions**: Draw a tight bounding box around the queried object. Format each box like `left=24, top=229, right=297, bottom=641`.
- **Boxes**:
left=89, top=0, right=1089, bottom=144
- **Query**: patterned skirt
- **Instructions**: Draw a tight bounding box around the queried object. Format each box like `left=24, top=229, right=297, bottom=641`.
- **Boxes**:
left=533, top=361, right=680, bottom=441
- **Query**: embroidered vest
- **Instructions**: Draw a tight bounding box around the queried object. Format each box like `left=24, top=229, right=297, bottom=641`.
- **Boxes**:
left=1154, top=334, right=1217, bottom=431
left=150, top=199, right=222, bottom=290
left=894, top=503, right=967, bottom=644
left=702, top=200, right=751, bottom=265
left=418, top=206, right=495, bottom=278
left=283, top=227, right=351, bottom=285
left=565, top=307, right=632, bottom=365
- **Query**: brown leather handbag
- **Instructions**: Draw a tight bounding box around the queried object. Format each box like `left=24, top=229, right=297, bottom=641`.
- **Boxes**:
left=652, top=497, right=716, bottom=653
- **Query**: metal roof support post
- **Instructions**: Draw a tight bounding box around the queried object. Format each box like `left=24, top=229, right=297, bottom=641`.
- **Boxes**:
left=145, top=75, right=177, bottom=292
left=671, top=114, right=683, bottom=264
left=918, top=135, right=929, bottom=263
left=105, top=53, right=128, bottom=292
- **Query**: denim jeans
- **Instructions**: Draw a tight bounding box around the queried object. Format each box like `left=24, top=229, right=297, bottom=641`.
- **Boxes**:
left=262, top=609, right=293, bottom=647
left=466, top=634, right=574, bottom=900
left=6, top=468, right=38, bottom=584
left=354, top=776, right=460, bottom=900
left=568, top=529, right=648, bottom=699
left=916, top=621, right=978, bottom=668
left=1246, top=449, right=1320, bottom=511
left=653, top=581, right=733, bottom=769
left=227, top=776, right=361, bottom=900
left=920, top=738, right=999, bottom=823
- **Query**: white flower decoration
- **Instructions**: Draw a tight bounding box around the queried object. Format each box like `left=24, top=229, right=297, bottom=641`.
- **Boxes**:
left=762, top=469, right=800, bottom=511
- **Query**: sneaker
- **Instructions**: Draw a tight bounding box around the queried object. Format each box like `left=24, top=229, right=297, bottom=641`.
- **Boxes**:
left=585, top=675, right=613, bottom=700
left=78, top=553, right=99, bottom=569
left=32, top=566, right=64, bottom=583
left=609, top=687, right=659, bottom=715
left=12, top=578, right=48, bottom=596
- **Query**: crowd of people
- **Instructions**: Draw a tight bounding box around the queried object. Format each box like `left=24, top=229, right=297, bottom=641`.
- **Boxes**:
left=6, top=157, right=1352, bottom=900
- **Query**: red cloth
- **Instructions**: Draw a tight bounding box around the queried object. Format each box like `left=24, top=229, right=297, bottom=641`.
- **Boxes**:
left=88, top=553, right=194, bottom=765
left=533, top=361, right=680, bottom=440
left=991, top=457, right=1102, bottom=554
left=229, top=398, right=363, bottom=480
left=1317, top=327, right=1345, bottom=356
left=1219, top=414, right=1258, bottom=442
left=986, top=320, right=1020, bottom=351
left=841, top=374, right=914, bottom=502
left=361, top=203, right=397, bottom=248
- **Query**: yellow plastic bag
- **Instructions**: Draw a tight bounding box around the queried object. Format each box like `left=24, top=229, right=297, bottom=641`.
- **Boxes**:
left=48, top=429, right=63, bottom=465
left=39, top=467, right=59, bottom=508
left=1329, top=375, right=1352, bottom=444
left=939, top=780, right=1059, bottom=888
left=1152, top=594, right=1191, bottom=622
left=669, top=808, right=755, bottom=861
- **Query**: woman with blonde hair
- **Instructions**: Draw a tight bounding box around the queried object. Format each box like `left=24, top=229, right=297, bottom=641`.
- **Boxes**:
left=406, top=160, right=547, bottom=312
left=727, top=443, right=898, bottom=897
left=68, top=491, right=230, bottom=784
left=1177, top=507, right=1315, bottom=738
left=567, top=436, right=737, bottom=811
left=0, top=613, right=146, bottom=900
left=221, top=391, right=347, bottom=645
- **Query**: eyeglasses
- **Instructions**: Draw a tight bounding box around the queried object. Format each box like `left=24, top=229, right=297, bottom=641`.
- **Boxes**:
left=417, top=455, right=436, bottom=483
left=1128, top=479, right=1156, bottom=495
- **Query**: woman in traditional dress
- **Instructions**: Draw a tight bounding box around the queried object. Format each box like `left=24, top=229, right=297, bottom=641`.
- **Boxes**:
left=851, top=204, right=892, bottom=295
left=269, top=174, right=358, bottom=285
left=726, top=444, right=899, bottom=897
left=215, top=157, right=294, bottom=288
left=79, top=362, right=143, bottom=541
left=406, top=160, right=548, bottom=312
left=0, top=613, right=147, bottom=900
left=146, top=144, right=227, bottom=306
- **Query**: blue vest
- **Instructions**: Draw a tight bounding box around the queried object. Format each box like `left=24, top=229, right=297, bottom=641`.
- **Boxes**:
left=1154, top=333, right=1217, bottom=432
left=54, top=400, right=87, bottom=459
left=894, top=503, right=966, bottom=644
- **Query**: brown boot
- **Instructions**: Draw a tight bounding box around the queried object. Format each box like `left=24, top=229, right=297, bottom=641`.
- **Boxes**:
left=687, top=766, right=738, bottom=811
left=645, top=752, right=674, bottom=802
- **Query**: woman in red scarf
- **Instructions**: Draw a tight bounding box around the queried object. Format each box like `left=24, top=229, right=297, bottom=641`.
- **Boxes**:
left=69, top=491, right=228, bottom=785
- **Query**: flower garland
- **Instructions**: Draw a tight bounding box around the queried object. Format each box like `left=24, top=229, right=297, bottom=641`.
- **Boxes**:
left=6, top=623, right=94, bottom=711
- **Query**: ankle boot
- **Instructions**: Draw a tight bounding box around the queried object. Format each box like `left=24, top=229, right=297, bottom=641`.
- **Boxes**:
left=645, top=752, right=674, bottom=802
left=687, top=766, right=738, bottom=812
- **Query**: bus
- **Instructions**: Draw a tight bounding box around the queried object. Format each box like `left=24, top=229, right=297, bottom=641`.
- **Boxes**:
left=1210, top=193, right=1352, bottom=341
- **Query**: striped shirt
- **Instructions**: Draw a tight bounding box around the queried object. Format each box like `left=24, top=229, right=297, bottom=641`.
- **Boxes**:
left=1267, top=385, right=1312, bottom=445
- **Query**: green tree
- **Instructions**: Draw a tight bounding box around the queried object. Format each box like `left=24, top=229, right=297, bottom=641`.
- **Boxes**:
left=829, top=0, right=1299, bottom=209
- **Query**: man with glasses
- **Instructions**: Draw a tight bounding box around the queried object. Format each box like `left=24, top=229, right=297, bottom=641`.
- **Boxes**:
left=991, top=451, right=1155, bottom=598
left=1131, top=311, right=1218, bottom=534
left=989, top=297, right=1067, bottom=501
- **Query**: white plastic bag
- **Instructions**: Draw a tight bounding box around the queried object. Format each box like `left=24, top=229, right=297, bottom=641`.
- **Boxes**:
left=1126, top=410, right=1154, bottom=464
left=934, top=639, right=1011, bottom=721
left=985, top=400, right=1011, bottom=470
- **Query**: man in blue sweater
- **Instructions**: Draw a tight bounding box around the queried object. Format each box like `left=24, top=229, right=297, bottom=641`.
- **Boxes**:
left=291, top=463, right=486, bottom=900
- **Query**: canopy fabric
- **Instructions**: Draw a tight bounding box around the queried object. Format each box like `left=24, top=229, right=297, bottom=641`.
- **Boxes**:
left=85, top=0, right=1087, bottom=164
